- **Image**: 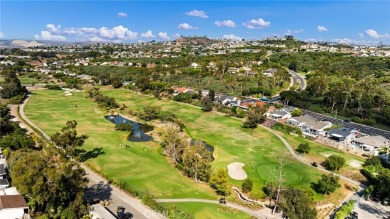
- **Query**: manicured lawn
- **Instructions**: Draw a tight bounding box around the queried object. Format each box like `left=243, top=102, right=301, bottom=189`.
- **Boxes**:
left=160, top=202, right=252, bottom=219
left=103, top=89, right=324, bottom=198
left=25, top=88, right=358, bottom=205
left=25, top=90, right=216, bottom=199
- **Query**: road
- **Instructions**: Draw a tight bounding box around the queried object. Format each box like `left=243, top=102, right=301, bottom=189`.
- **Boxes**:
left=18, top=95, right=161, bottom=219
left=286, top=69, right=306, bottom=91
left=301, top=109, right=390, bottom=139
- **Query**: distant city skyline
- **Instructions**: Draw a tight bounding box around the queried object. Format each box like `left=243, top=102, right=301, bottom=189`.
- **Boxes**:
left=1, top=1, right=389, bottom=45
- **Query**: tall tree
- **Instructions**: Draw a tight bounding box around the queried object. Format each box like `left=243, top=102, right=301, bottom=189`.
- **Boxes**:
left=157, top=122, right=186, bottom=163
left=182, top=141, right=212, bottom=182
left=311, top=174, right=340, bottom=195
left=243, top=105, right=267, bottom=129
left=51, top=120, right=89, bottom=158
left=279, top=187, right=317, bottom=219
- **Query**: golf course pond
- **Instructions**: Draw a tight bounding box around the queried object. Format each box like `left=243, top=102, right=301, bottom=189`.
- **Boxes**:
left=105, top=114, right=153, bottom=142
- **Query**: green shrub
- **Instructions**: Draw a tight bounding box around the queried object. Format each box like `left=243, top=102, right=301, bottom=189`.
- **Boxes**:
left=335, top=200, right=355, bottom=219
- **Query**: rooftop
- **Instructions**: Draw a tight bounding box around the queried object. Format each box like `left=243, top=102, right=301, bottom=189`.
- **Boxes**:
left=0, top=195, right=27, bottom=210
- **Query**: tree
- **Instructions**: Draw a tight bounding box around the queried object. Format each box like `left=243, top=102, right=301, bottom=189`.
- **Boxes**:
left=182, top=141, right=213, bottom=182
left=209, top=168, right=230, bottom=196
left=243, top=105, right=266, bottom=129
left=51, top=120, right=89, bottom=158
left=138, top=104, right=161, bottom=121
left=110, top=77, right=123, bottom=88
left=241, top=178, right=253, bottom=193
left=8, top=150, right=88, bottom=217
left=296, top=143, right=311, bottom=154
left=311, top=174, right=340, bottom=195
left=85, top=86, right=101, bottom=99
left=324, top=155, right=345, bottom=171
left=200, top=97, right=213, bottom=112
left=291, top=108, right=302, bottom=117
left=157, top=122, right=186, bottom=164
left=208, top=89, right=215, bottom=101
left=279, top=187, right=317, bottom=219
left=288, top=60, right=298, bottom=71
left=376, top=168, right=390, bottom=200
left=0, top=69, right=28, bottom=99
left=363, top=156, right=382, bottom=167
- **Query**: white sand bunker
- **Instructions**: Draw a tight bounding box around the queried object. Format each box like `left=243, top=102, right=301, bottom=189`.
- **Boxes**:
left=227, top=162, right=247, bottom=180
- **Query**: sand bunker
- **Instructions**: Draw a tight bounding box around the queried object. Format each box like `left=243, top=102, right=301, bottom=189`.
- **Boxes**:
left=227, top=162, right=247, bottom=180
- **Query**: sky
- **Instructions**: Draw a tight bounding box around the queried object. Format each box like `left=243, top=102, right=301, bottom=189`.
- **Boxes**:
left=1, top=1, right=390, bottom=45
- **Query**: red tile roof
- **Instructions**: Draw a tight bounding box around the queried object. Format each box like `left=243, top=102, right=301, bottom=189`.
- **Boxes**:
left=0, top=195, right=27, bottom=210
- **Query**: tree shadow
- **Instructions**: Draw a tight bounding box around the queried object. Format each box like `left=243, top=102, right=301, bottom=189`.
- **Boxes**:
left=77, top=147, right=105, bottom=162
left=84, top=181, right=113, bottom=203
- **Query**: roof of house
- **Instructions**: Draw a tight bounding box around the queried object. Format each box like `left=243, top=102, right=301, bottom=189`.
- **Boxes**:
left=282, top=106, right=296, bottom=113
left=302, top=120, right=331, bottom=131
left=0, top=164, right=5, bottom=175
left=328, top=127, right=355, bottom=138
left=256, top=101, right=266, bottom=107
left=288, top=115, right=316, bottom=124
left=353, top=136, right=389, bottom=148
left=0, top=195, right=27, bottom=210
left=214, top=95, right=227, bottom=102
left=177, top=87, right=188, bottom=93
left=270, top=110, right=290, bottom=116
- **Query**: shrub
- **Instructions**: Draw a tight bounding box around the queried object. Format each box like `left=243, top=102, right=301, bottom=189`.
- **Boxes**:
left=335, top=200, right=355, bottom=219
left=115, top=123, right=133, bottom=131
left=45, top=84, right=61, bottom=90
left=296, top=143, right=311, bottom=154
left=242, top=178, right=253, bottom=193
left=324, top=155, right=346, bottom=171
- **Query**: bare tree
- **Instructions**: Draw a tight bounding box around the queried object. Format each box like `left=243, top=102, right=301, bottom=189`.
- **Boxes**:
left=157, top=122, right=186, bottom=163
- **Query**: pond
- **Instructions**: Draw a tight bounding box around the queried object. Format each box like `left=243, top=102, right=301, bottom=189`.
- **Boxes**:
left=105, top=115, right=153, bottom=142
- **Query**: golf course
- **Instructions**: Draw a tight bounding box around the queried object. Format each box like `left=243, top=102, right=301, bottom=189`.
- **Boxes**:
left=24, top=88, right=359, bottom=216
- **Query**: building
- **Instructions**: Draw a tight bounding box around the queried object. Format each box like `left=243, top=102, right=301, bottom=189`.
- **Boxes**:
left=352, top=135, right=390, bottom=152
left=301, top=120, right=332, bottom=137
left=263, top=68, right=278, bottom=77
left=327, top=127, right=357, bottom=142
left=0, top=195, right=29, bottom=219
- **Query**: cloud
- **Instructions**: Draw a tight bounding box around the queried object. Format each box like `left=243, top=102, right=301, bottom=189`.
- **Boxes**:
left=185, top=9, right=208, bottom=18
left=88, top=36, right=108, bottom=42
left=317, top=26, right=328, bottom=32
left=365, top=29, right=390, bottom=39
left=243, top=18, right=271, bottom=29
left=117, top=12, right=128, bottom=17
left=158, top=32, right=170, bottom=40
left=178, top=23, right=198, bottom=30
left=334, top=38, right=353, bottom=44
left=214, top=20, right=236, bottom=27
left=63, top=27, right=98, bottom=35
left=99, top=25, right=138, bottom=39
left=358, top=33, right=365, bottom=38
left=46, top=24, right=61, bottom=33
left=223, top=34, right=242, bottom=41
left=173, top=33, right=181, bottom=39
left=34, top=31, right=66, bottom=41
left=141, top=30, right=156, bottom=38
left=0, top=32, right=5, bottom=39
left=284, top=29, right=304, bottom=35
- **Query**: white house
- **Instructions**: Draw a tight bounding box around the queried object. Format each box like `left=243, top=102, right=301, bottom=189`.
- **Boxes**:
left=352, top=135, right=390, bottom=152
left=267, top=110, right=292, bottom=120
left=190, top=62, right=200, bottom=68
left=301, top=120, right=332, bottom=137
left=0, top=195, right=29, bottom=219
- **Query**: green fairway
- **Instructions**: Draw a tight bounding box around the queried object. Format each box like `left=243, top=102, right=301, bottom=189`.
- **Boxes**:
left=25, top=90, right=216, bottom=199
left=102, top=89, right=324, bottom=198
left=160, top=202, right=252, bottom=219
left=24, top=88, right=358, bottom=205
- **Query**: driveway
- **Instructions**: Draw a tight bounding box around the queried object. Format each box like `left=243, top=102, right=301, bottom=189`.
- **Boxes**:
left=353, top=199, right=390, bottom=219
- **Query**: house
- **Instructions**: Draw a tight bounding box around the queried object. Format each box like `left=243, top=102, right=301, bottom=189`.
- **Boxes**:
left=268, top=110, right=292, bottom=120
left=327, top=127, right=357, bottom=142
left=301, top=120, right=332, bottom=137
left=287, top=115, right=332, bottom=137
left=227, top=67, right=239, bottom=74
left=0, top=195, right=28, bottom=219
left=263, top=68, right=278, bottom=77
left=174, top=87, right=194, bottom=95
left=286, top=115, right=316, bottom=127
left=201, top=90, right=209, bottom=97
left=352, top=135, right=390, bottom=152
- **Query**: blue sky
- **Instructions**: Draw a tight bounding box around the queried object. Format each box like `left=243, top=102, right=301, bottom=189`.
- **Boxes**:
left=1, top=1, right=389, bottom=44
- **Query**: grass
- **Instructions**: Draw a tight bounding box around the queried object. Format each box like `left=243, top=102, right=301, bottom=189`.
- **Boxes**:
left=24, top=90, right=216, bottom=199
left=160, top=202, right=253, bottom=219
left=24, top=88, right=360, bottom=206
left=103, top=89, right=324, bottom=198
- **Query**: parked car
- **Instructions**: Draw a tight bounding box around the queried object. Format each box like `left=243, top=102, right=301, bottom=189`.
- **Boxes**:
left=219, top=198, right=226, bottom=204
left=312, top=162, right=318, bottom=167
